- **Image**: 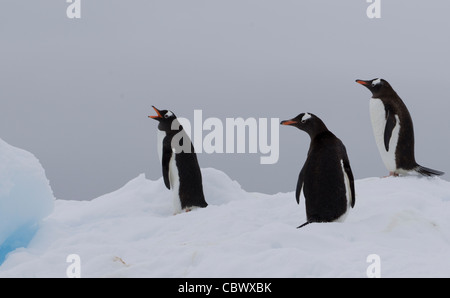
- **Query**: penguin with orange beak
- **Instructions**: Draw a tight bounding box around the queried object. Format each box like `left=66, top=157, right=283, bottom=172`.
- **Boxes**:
left=149, top=106, right=207, bottom=214
left=281, top=113, right=355, bottom=228
left=356, top=78, right=444, bottom=177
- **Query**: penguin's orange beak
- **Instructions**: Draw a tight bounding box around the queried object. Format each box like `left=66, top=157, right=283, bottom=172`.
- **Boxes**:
left=280, top=120, right=297, bottom=126
left=149, top=106, right=162, bottom=119
left=356, top=79, right=370, bottom=85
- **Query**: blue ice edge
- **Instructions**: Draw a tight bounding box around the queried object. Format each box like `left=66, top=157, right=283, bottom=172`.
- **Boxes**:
left=0, top=222, right=39, bottom=265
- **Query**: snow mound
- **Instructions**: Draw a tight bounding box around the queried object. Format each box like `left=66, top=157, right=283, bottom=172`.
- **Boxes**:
left=0, top=138, right=55, bottom=265
left=0, top=167, right=450, bottom=277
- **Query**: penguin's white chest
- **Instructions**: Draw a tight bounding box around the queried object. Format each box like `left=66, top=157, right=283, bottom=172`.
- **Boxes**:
left=156, top=130, right=182, bottom=213
left=168, top=154, right=182, bottom=214
left=156, top=130, right=166, bottom=163
left=335, top=159, right=352, bottom=222
left=369, top=98, right=401, bottom=172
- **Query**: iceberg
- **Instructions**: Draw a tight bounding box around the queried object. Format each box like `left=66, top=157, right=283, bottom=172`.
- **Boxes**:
left=0, top=138, right=54, bottom=265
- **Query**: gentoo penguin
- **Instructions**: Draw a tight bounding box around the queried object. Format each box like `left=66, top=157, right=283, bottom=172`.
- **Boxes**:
left=281, top=113, right=355, bottom=228
left=356, top=78, right=444, bottom=177
left=149, top=106, right=208, bottom=213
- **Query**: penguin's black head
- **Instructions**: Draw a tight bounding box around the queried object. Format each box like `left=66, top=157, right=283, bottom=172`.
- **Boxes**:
left=356, top=78, right=395, bottom=98
left=148, top=106, right=178, bottom=132
left=280, top=112, right=328, bottom=137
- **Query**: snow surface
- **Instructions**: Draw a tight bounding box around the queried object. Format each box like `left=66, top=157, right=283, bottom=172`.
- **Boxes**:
left=0, top=138, right=54, bottom=265
left=0, top=166, right=450, bottom=278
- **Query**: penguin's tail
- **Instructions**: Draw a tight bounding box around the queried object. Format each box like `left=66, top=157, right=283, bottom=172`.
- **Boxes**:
left=297, top=222, right=310, bottom=229
left=415, top=165, right=445, bottom=177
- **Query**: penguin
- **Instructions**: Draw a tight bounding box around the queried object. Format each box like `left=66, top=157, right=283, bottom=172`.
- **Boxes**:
left=149, top=106, right=208, bottom=213
left=356, top=78, right=444, bottom=177
left=281, top=113, right=355, bottom=228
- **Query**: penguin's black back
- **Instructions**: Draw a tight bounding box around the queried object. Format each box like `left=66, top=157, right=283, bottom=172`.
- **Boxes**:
left=377, top=93, right=417, bottom=170
left=166, top=133, right=207, bottom=209
left=302, top=131, right=351, bottom=223
left=175, top=142, right=208, bottom=209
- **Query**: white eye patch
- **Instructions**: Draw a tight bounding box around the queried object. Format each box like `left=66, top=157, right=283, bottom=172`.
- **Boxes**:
left=301, top=113, right=312, bottom=122
left=165, top=111, right=174, bottom=118
left=372, top=78, right=381, bottom=86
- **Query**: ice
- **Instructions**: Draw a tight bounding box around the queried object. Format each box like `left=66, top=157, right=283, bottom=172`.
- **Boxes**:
left=1, top=165, right=450, bottom=277
left=0, top=138, right=54, bottom=265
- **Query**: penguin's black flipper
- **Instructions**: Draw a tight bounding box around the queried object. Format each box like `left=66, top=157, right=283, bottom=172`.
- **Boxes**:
left=415, top=165, right=444, bottom=177
left=342, top=156, right=356, bottom=208
left=161, top=146, right=172, bottom=190
left=295, top=167, right=305, bottom=204
left=384, top=109, right=397, bottom=152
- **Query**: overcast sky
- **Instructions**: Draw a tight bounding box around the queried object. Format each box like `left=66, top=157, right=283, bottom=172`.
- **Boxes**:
left=1, top=1, right=449, bottom=201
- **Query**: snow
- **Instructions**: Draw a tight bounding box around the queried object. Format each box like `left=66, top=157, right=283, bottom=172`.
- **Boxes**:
left=0, top=138, right=54, bottom=265
left=1, top=164, right=450, bottom=277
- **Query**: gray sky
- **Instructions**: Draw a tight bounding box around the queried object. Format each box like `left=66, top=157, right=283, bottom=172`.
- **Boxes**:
left=1, top=1, right=449, bottom=201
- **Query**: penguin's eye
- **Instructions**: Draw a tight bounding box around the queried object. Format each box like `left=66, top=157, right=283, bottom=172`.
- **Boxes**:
left=301, top=113, right=311, bottom=123
left=372, top=78, right=381, bottom=87
left=165, top=111, right=174, bottom=118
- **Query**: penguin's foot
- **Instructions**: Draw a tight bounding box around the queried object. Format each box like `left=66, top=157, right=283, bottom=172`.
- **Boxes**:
left=173, top=209, right=191, bottom=215
left=383, top=172, right=399, bottom=178
left=184, top=206, right=200, bottom=213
